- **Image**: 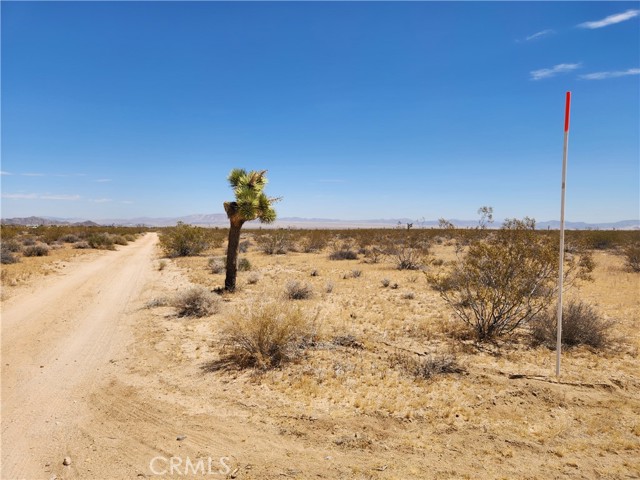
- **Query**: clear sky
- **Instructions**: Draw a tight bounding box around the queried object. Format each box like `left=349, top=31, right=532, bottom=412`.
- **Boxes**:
left=1, top=1, right=639, bottom=222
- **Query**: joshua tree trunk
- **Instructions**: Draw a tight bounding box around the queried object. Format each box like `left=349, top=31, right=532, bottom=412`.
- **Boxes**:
left=224, top=202, right=245, bottom=292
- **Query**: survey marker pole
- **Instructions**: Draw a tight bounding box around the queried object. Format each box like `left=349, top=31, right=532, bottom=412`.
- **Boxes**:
left=556, top=91, right=571, bottom=377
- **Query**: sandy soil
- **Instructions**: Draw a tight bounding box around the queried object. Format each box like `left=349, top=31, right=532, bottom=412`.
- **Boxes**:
left=1, top=234, right=638, bottom=480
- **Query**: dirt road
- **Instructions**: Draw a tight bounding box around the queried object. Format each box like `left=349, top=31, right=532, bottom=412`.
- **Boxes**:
left=1, top=233, right=159, bottom=480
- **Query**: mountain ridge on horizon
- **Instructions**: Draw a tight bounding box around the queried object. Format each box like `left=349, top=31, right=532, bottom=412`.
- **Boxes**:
left=2, top=214, right=639, bottom=230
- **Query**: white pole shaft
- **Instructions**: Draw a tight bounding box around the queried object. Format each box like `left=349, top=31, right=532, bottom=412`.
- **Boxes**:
left=556, top=103, right=570, bottom=377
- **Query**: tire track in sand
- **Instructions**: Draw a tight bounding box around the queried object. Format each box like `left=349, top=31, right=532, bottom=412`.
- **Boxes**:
left=1, top=233, right=159, bottom=480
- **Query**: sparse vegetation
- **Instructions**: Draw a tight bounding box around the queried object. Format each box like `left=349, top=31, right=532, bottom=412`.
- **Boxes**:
left=530, top=300, right=614, bottom=349
left=23, top=243, right=51, bottom=257
left=159, top=222, right=210, bottom=257
left=428, top=217, right=593, bottom=341
left=219, top=302, right=317, bottom=369
left=256, top=231, right=291, bottom=255
left=285, top=280, right=313, bottom=300
left=623, top=243, right=640, bottom=272
left=208, top=257, right=225, bottom=274
left=391, top=352, right=464, bottom=379
left=173, top=286, right=219, bottom=317
left=237, top=257, right=251, bottom=271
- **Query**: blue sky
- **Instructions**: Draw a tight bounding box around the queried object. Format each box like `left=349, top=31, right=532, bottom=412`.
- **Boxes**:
left=2, top=1, right=638, bottom=222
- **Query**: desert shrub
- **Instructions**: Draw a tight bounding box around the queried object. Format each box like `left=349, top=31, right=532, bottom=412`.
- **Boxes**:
left=402, top=292, right=415, bottom=300
left=363, top=246, right=386, bottom=264
left=238, top=240, right=251, bottom=253
left=530, top=300, right=614, bottom=349
left=285, top=280, right=313, bottom=300
left=159, top=222, right=210, bottom=257
left=298, top=231, right=329, bottom=253
left=22, top=237, right=36, bottom=246
left=111, top=235, right=128, bottom=246
left=219, top=302, right=317, bottom=369
left=60, top=234, right=80, bottom=243
left=351, top=269, right=362, bottom=278
left=381, top=278, right=391, bottom=288
left=325, top=281, right=334, bottom=293
left=1, top=244, right=19, bottom=264
left=256, top=231, right=291, bottom=255
left=247, top=272, right=260, bottom=284
left=237, top=257, right=251, bottom=271
left=74, top=241, right=91, bottom=249
left=158, top=260, right=167, bottom=271
left=310, top=269, right=319, bottom=277
left=87, top=233, right=115, bottom=250
left=173, top=286, right=219, bottom=318
left=208, top=257, right=225, bottom=274
left=328, top=237, right=359, bottom=260
left=389, top=243, right=427, bottom=270
left=329, top=249, right=358, bottom=260
left=623, top=243, right=640, bottom=272
left=124, top=234, right=137, bottom=242
left=428, top=217, right=593, bottom=341
left=23, top=243, right=50, bottom=257
left=391, top=352, right=463, bottom=379
left=145, top=297, right=169, bottom=308
left=2, top=239, right=22, bottom=252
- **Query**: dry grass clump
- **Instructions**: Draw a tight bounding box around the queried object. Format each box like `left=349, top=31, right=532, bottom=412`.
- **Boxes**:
left=173, top=286, right=220, bottom=317
left=238, top=257, right=251, bottom=271
left=219, top=302, right=317, bottom=369
left=23, top=243, right=50, bottom=257
left=247, top=272, right=260, bottom=284
left=623, top=243, right=640, bottom=272
left=391, top=352, right=464, bottom=379
left=208, top=257, right=225, bottom=274
left=530, top=300, right=614, bottom=349
left=285, top=280, right=313, bottom=300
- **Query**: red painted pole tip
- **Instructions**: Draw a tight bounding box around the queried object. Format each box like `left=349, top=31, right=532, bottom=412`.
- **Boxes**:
left=564, top=91, right=571, bottom=132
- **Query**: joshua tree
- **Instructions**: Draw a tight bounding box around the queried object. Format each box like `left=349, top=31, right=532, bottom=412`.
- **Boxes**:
left=223, top=169, right=277, bottom=292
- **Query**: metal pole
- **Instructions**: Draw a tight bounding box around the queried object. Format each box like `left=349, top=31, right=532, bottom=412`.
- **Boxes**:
left=556, top=91, right=571, bottom=377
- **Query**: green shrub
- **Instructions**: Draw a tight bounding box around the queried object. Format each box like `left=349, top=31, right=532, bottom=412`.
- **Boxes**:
left=159, top=222, right=210, bottom=257
left=87, top=233, right=115, bottom=250
left=238, top=257, right=251, bottom=271
left=428, top=217, right=593, bottom=341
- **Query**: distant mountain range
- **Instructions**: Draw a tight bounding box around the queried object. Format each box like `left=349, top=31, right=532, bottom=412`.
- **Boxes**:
left=2, top=215, right=639, bottom=230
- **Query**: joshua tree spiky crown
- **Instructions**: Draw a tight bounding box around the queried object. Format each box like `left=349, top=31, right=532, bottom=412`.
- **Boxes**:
left=225, top=169, right=277, bottom=223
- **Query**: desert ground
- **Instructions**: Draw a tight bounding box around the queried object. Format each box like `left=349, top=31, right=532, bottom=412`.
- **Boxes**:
left=1, top=231, right=639, bottom=479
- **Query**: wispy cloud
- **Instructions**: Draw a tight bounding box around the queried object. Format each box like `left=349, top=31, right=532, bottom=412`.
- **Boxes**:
left=525, top=29, right=555, bottom=41
left=95, top=178, right=112, bottom=183
left=2, top=193, right=38, bottom=199
left=578, top=9, right=639, bottom=29
left=40, top=194, right=81, bottom=201
left=0, top=171, right=11, bottom=176
left=579, top=68, right=640, bottom=80
left=21, top=173, right=45, bottom=177
left=90, top=198, right=113, bottom=203
left=530, top=63, right=581, bottom=80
